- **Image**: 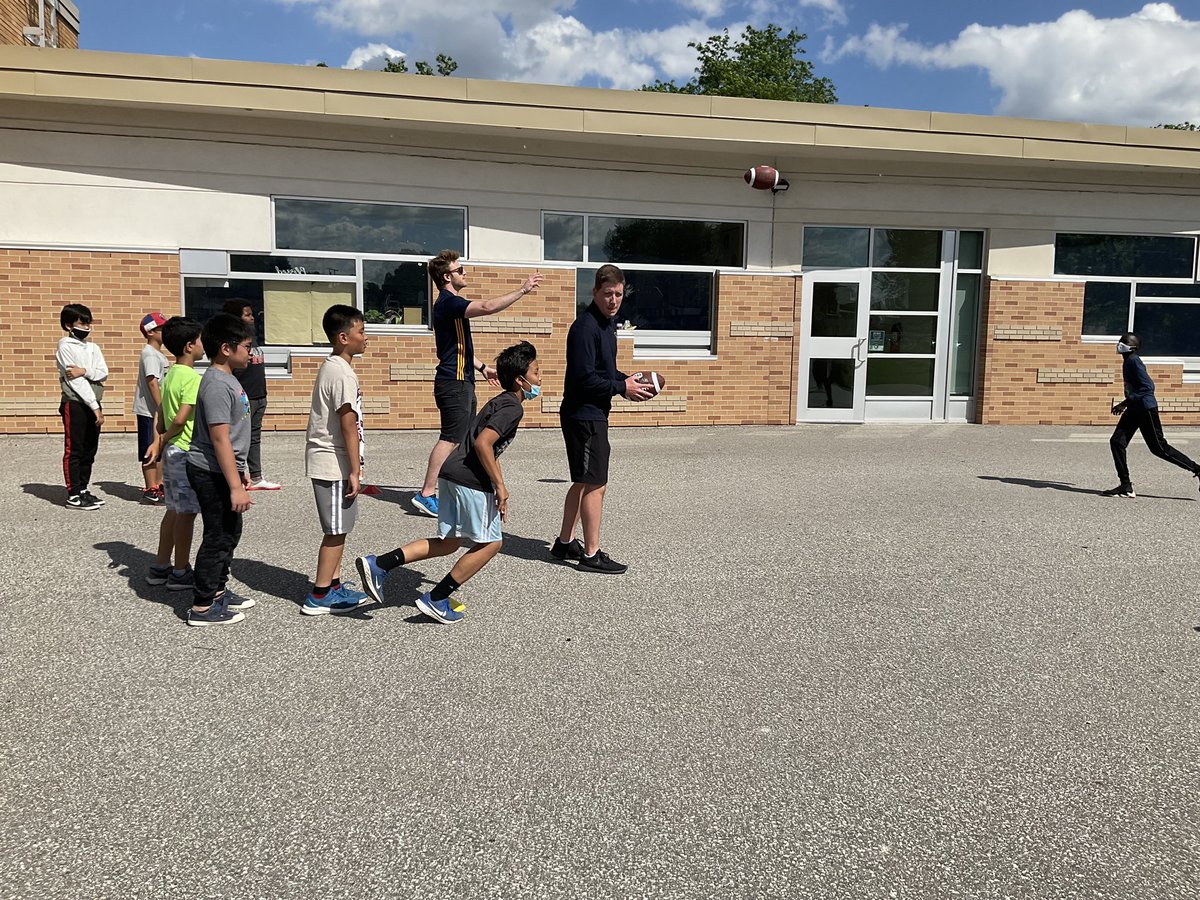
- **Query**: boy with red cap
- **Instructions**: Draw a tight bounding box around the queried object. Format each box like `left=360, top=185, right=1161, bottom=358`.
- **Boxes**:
left=135, top=311, right=170, bottom=503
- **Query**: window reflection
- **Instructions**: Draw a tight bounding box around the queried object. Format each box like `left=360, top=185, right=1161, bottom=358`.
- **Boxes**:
left=275, top=199, right=464, bottom=255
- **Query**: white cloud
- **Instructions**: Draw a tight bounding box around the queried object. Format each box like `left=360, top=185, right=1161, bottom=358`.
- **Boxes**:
left=831, top=3, right=1200, bottom=126
left=343, top=42, right=404, bottom=70
left=272, top=0, right=726, bottom=89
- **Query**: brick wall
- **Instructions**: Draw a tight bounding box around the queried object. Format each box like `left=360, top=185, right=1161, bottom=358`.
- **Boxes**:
left=978, top=279, right=1200, bottom=425
left=0, top=251, right=804, bottom=435
left=0, top=1, right=79, bottom=48
left=0, top=249, right=181, bottom=434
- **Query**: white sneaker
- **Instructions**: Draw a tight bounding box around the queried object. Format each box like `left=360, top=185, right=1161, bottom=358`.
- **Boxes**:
left=248, top=478, right=282, bottom=491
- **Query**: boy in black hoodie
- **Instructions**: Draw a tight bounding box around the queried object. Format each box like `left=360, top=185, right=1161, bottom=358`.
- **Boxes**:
left=1105, top=331, right=1200, bottom=498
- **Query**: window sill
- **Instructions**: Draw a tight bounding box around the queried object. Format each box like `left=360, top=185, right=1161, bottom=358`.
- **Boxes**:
left=365, top=324, right=432, bottom=336
left=633, top=351, right=716, bottom=361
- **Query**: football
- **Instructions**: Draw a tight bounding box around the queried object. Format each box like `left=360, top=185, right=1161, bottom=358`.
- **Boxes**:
left=633, top=371, right=666, bottom=398
left=745, top=165, right=781, bottom=190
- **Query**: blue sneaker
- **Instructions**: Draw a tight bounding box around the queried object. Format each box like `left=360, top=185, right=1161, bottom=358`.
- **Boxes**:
left=355, top=555, right=388, bottom=604
left=411, top=493, right=438, bottom=517
left=166, top=568, right=195, bottom=592
left=222, top=589, right=256, bottom=611
left=145, top=564, right=172, bottom=586
left=415, top=591, right=464, bottom=624
left=334, top=582, right=370, bottom=608
left=187, top=603, right=244, bottom=627
left=302, top=588, right=363, bottom=616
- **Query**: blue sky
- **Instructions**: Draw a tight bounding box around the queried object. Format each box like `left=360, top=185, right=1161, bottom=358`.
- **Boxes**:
left=77, top=1, right=1200, bottom=126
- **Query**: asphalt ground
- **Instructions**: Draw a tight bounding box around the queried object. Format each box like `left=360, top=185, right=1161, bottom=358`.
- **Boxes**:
left=2, top=423, right=1199, bottom=900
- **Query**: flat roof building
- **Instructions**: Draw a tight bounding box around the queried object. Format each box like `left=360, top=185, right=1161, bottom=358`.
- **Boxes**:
left=2, top=45, right=1200, bottom=434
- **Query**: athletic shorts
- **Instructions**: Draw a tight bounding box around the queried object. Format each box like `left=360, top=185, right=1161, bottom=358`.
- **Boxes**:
left=137, top=414, right=160, bottom=462
left=163, top=445, right=200, bottom=514
left=561, top=417, right=610, bottom=485
left=311, top=478, right=359, bottom=536
left=436, top=477, right=502, bottom=544
left=434, top=379, right=477, bottom=444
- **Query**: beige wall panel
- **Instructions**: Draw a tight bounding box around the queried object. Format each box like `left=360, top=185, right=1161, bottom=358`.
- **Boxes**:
left=0, top=181, right=271, bottom=249
left=711, top=96, right=932, bottom=131
left=0, top=69, right=34, bottom=95
left=929, top=112, right=1128, bottom=144
left=465, top=79, right=712, bottom=117
left=815, top=124, right=1024, bottom=159
left=583, top=109, right=815, bottom=146
left=987, top=231, right=1054, bottom=277
left=33, top=73, right=326, bottom=116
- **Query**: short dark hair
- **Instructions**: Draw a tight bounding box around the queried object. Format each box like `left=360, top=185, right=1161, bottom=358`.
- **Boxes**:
left=593, top=264, right=624, bottom=291
left=495, top=340, right=537, bottom=391
left=162, top=316, right=203, bottom=357
left=60, top=303, right=93, bottom=330
left=1120, top=332, right=1142, bottom=352
left=202, top=312, right=254, bottom=360
left=222, top=298, right=253, bottom=317
left=428, top=250, right=461, bottom=289
left=322, top=304, right=364, bottom=344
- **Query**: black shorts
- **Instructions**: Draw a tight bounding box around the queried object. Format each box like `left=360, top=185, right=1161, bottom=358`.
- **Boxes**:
left=136, top=414, right=160, bottom=462
left=562, top=418, right=610, bottom=485
left=434, top=379, right=477, bottom=444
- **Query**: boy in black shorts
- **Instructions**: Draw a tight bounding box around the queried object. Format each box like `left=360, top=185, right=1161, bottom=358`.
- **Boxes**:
left=411, top=250, right=542, bottom=517
left=357, top=341, right=541, bottom=623
left=552, top=265, right=654, bottom=574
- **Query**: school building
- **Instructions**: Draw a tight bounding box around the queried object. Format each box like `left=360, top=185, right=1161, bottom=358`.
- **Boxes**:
left=2, top=37, right=1200, bottom=435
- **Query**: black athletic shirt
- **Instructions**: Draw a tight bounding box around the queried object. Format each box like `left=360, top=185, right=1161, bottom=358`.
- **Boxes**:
left=432, top=289, right=474, bottom=382
left=439, top=392, right=524, bottom=493
left=560, top=302, right=627, bottom=421
left=1122, top=352, right=1157, bottom=411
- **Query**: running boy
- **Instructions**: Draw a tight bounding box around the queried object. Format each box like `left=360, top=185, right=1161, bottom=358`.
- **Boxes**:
left=184, top=312, right=257, bottom=626
left=357, top=341, right=541, bottom=624
left=145, top=317, right=204, bottom=593
left=1104, top=331, right=1200, bottom=498
left=56, top=303, right=109, bottom=510
left=134, top=311, right=169, bottom=503
left=222, top=298, right=279, bottom=490
left=303, top=305, right=371, bottom=615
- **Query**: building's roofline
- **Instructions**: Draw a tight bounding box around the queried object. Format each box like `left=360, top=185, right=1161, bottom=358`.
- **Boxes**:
left=1, top=45, right=1199, bottom=171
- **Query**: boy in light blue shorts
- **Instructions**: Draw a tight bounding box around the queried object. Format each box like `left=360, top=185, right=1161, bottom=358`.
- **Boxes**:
left=356, top=341, right=541, bottom=624
left=146, top=317, right=204, bottom=591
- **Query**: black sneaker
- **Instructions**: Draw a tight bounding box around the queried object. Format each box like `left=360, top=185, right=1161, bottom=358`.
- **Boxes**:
left=66, top=493, right=100, bottom=510
left=81, top=490, right=105, bottom=507
left=141, top=487, right=163, bottom=504
left=578, top=549, right=628, bottom=574
left=550, top=537, right=584, bottom=562
left=1101, top=484, right=1136, bottom=498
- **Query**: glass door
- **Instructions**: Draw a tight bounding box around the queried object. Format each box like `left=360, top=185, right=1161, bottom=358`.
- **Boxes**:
left=799, top=271, right=870, bottom=422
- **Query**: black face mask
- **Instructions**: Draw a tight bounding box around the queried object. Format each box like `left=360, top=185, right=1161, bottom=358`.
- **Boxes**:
left=70, top=327, right=91, bottom=341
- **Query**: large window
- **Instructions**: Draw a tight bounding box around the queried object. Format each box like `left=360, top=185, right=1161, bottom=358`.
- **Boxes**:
left=275, top=199, right=465, bottom=256
left=1067, top=232, right=1200, bottom=358
left=546, top=213, right=745, bottom=356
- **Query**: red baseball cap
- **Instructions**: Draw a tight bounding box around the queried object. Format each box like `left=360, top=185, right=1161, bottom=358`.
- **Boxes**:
left=140, top=312, right=167, bottom=336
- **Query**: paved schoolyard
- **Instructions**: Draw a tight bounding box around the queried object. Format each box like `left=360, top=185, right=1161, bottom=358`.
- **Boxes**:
left=2, top=424, right=1198, bottom=900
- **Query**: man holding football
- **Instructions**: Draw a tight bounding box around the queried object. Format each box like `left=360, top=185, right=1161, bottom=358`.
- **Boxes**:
left=551, top=264, right=655, bottom=574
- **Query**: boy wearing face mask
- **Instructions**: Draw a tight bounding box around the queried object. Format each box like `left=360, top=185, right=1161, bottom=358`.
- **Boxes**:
left=1105, top=331, right=1200, bottom=498
left=355, top=341, right=541, bottom=624
left=56, top=303, right=110, bottom=510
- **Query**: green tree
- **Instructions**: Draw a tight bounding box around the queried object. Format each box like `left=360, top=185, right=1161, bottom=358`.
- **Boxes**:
left=1157, top=122, right=1199, bottom=131
left=641, top=24, right=836, bottom=103
left=384, top=53, right=459, bottom=76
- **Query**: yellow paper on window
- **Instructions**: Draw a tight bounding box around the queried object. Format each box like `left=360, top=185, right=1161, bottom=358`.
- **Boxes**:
left=263, top=282, right=355, bottom=345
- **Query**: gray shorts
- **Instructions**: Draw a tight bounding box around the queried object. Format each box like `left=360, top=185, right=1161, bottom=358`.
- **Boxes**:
left=163, top=445, right=200, bottom=514
left=311, top=478, right=359, bottom=536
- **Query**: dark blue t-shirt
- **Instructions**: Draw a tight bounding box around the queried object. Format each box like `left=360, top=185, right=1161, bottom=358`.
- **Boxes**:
left=432, top=289, right=474, bottom=382
left=560, top=302, right=627, bottom=421
left=1122, top=352, right=1157, bottom=411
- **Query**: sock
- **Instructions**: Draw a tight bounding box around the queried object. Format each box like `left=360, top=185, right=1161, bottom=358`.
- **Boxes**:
left=311, top=584, right=331, bottom=599
left=430, top=574, right=461, bottom=603
left=331, top=578, right=341, bottom=590
left=377, top=548, right=406, bottom=571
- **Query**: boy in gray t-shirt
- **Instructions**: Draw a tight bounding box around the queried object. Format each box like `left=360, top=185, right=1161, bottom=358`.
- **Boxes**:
left=183, top=313, right=257, bottom=627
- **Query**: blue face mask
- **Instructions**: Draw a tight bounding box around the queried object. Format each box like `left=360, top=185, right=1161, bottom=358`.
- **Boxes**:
left=521, top=382, right=541, bottom=401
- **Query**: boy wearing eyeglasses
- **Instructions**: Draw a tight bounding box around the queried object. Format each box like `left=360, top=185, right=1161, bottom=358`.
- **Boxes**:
left=412, top=250, right=542, bottom=518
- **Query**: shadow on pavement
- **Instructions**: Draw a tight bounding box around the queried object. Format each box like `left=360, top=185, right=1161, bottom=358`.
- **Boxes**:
left=94, top=480, right=147, bottom=504
left=21, top=482, right=66, bottom=506
left=95, top=539, right=189, bottom=621
left=977, top=475, right=1193, bottom=501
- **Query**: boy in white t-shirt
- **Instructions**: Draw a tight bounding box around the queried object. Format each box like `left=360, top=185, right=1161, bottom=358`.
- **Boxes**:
left=134, top=312, right=170, bottom=503
left=302, top=305, right=371, bottom=615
